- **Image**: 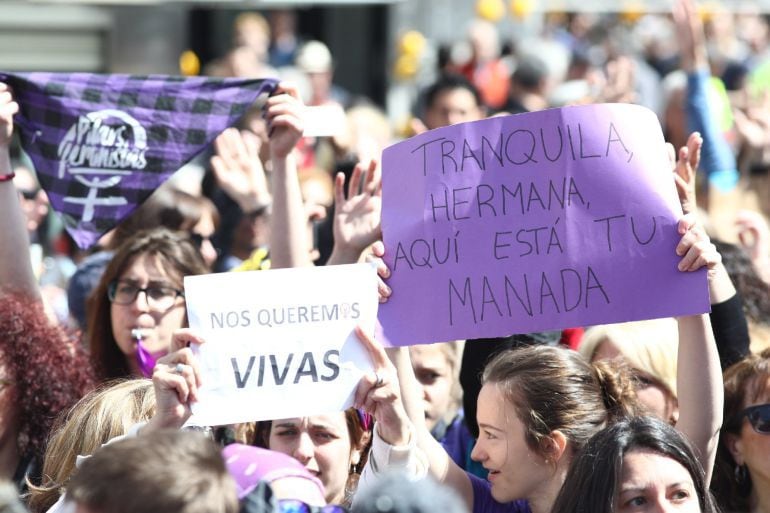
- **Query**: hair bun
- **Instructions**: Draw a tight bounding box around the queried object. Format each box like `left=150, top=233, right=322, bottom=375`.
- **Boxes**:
left=592, top=359, right=640, bottom=422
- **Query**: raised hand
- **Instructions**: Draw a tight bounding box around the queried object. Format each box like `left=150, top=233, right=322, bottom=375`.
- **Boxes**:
left=211, top=127, right=272, bottom=213
left=328, top=159, right=382, bottom=264
left=673, top=132, right=703, bottom=215
left=352, top=325, right=412, bottom=446
left=673, top=0, right=708, bottom=72
left=265, top=82, right=304, bottom=160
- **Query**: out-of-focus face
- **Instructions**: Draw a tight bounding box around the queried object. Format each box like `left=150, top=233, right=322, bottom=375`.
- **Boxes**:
left=615, top=449, right=700, bottom=513
left=109, top=253, right=186, bottom=370
left=13, top=167, right=48, bottom=233
left=424, top=88, right=484, bottom=130
left=728, top=378, right=770, bottom=492
left=410, top=344, right=455, bottom=432
left=268, top=413, right=358, bottom=505
left=192, top=212, right=217, bottom=268
left=471, top=384, right=552, bottom=503
left=232, top=211, right=270, bottom=257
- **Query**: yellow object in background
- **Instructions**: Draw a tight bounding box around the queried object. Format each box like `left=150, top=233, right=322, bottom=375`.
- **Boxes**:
left=399, top=30, right=426, bottom=58
left=477, top=0, right=505, bottom=22
left=394, top=54, right=419, bottom=80
left=620, top=2, right=645, bottom=23
left=510, top=0, right=534, bottom=20
left=697, top=1, right=719, bottom=23
left=179, top=50, right=200, bottom=77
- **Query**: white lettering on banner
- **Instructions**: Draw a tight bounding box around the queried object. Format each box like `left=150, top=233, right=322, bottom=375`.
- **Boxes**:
left=57, top=109, right=148, bottom=222
left=183, top=264, right=378, bottom=427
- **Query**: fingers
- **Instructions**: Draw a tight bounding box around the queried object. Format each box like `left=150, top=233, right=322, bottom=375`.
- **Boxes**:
left=354, top=325, right=389, bottom=368
left=363, top=159, right=381, bottom=196
left=333, top=172, right=346, bottom=208
left=348, top=162, right=363, bottom=198
left=154, top=367, right=193, bottom=405
left=156, top=346, right=203, bottom=396
left=169, top=328, right=206, bottom=352
left=686, top=131, right=702, bottom=170
left=273, top=81, right=301, bottom=101
left=678, top=239, right=721, bottom=272
left=371, top=240, right=385, bottom=258
left=677, top=213, right=696, bottom=236
left=675, top=217, right=720, bottom=272
left=242, top=129, right=263, bottom=161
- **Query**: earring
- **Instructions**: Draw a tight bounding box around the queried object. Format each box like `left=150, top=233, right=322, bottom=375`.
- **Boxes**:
left=734, top=464, right=748, bottom=483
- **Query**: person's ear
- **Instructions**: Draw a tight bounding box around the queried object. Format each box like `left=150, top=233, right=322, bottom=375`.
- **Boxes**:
left=725, top=433, right=745, bottom=466
left=542, top=430, right=569, bottom=464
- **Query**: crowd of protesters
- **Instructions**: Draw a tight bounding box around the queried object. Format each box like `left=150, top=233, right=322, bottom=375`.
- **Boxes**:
left=0, top=0, right=769, bottom=512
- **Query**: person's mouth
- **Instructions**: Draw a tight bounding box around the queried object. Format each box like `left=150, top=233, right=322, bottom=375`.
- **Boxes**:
left=486, top=469, right=500, bottom=482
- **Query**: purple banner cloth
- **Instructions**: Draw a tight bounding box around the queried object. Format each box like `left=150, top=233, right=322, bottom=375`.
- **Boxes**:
left=0, top=72, right=278, bottom=248
left=378, top=104, right=710, bottom=346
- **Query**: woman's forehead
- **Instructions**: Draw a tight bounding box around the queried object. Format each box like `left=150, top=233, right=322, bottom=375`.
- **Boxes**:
left=121, top=253, right=182, bottom=282
left=274, top=413, right=348, bottom=430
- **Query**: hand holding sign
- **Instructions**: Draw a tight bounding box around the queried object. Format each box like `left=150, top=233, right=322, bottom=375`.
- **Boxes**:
left=378, top=103, right=710, bottom=346
left=676, top=214, right=721, bottom=276
left=143, top=329, right=206, bottom=433
left=352, top=325, right=411, bottom=446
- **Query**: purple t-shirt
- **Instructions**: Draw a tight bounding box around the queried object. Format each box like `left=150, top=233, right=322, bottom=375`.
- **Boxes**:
left=470, top=473, right=532, bottom=513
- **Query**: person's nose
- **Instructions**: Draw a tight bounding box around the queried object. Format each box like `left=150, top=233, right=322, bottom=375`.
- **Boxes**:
left=129, top=289, right=151, bottom=313
left=292, top=433, right=315, bottom=465
left=200, top=239, right=218, bottom=267
left=470, top=439, right=486, bottom=463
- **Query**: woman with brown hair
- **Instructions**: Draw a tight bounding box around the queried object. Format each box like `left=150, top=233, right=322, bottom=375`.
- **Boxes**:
left=85, top=228, right=208, bottom=379
left=367, top=209, right=723, bottom=513
left=712, top=348, right=770, bottom=513
left=247, top=409, right=373, bottom=507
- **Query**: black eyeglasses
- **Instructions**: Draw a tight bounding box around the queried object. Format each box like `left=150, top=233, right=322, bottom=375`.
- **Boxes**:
left=278, top=500, right=348, bottom=513
left=107, top=281, right=184, bottom=310
left=737, top=403, right=770, bottom=434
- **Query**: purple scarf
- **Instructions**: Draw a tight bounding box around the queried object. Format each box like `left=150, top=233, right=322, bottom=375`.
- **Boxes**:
left=0, top=72, right=277, bottom=248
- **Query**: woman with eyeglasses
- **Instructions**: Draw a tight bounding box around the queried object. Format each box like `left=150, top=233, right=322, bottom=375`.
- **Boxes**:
left=712, top=348, right=770, bottom=513
left=85, top=228, right=208, bottom=380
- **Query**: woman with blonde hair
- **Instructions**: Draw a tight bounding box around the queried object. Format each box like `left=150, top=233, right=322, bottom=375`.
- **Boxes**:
left=579, top=319, right=680, bottom=424
left=27, top=380, right=156, bottom=513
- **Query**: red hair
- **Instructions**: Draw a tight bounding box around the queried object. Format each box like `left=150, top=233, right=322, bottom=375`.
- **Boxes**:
left=0, top=293, right=95, bottom=458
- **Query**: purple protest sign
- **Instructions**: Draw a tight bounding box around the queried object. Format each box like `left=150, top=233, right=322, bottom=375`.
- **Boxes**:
left=378, top=104, right=709, bottom=346
left=0, top=72, right=277, bottom=248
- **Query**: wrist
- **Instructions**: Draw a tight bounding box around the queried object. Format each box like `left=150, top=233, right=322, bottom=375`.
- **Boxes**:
left=328, top=244, right=363, bottom=265
left=270, top=146, right=297, bottom=162
left=237, top=194, right=272, bottom=214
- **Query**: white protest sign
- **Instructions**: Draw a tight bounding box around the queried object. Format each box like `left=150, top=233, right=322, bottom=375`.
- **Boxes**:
left=183, top=263, right=378, bottom=426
